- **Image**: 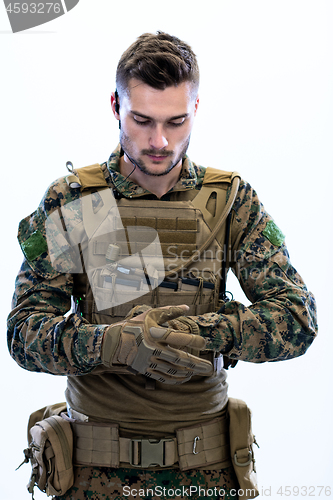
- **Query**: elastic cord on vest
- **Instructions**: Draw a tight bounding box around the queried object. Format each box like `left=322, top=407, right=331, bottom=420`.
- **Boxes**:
left=219, top=211, right=232, bottom=302
left=164, top=175, right=240, bottom=278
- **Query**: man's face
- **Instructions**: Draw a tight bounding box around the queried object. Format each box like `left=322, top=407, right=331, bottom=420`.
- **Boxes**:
left=112, top=79, right=199, bottom=177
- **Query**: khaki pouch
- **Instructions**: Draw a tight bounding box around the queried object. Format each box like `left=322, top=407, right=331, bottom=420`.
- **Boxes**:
left=19, top=402, right=74, bottom=498
left=228, top=398, right=259, bottom=499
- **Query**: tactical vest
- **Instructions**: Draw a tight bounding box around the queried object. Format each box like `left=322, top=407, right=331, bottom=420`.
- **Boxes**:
left=68, top=164, right=240, bottom=325
left=63, top=162, right=240, bottom=434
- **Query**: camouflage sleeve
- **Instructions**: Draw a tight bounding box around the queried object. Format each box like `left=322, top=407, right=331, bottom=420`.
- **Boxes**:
left=192, top=179, right=318, bottom=363
left=7, top=180, right=106, bottom=376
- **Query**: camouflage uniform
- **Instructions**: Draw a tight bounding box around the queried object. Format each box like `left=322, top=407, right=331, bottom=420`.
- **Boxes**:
left=7, top=145, right=317, bottom=499
left=53, top=466, right=239, bottom=500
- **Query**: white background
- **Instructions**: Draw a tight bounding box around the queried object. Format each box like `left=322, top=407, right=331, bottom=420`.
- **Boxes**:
left=1, top=1, right=332, bottom=499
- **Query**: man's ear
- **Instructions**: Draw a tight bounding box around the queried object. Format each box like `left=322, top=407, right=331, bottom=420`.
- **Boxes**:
left=111, top=91, right=121, bottom=120
left=194, top=94, right=199, bottom=116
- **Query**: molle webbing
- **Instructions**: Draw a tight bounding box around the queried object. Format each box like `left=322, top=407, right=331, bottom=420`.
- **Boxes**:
left=115, top=214, right=198, bottom=259
left=165, top=168, right=240, bottom=278
left=71, top=164, right=240, bottom=264
left=70, top=163, right=240, bottom=321
left=69, top=412, right=230, bottom=471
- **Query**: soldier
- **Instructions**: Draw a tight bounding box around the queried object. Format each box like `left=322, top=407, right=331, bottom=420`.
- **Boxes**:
left=8, top=32, right=317, bottom=500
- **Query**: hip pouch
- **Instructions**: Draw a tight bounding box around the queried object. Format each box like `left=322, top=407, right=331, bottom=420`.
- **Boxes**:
left=18, top=403, right=74, bottom=498
left=228, top=398, right=259, bottom=499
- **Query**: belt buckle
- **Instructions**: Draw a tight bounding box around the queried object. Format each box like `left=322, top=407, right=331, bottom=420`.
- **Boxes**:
left=129, top=438, right=172, bottom=468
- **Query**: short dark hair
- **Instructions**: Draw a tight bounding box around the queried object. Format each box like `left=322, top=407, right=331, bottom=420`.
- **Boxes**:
left=116, top=31, right=199, bottom=100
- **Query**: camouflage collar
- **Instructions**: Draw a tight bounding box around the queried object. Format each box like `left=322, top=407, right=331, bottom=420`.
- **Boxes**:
left=107, top=144, right=199, bottom=198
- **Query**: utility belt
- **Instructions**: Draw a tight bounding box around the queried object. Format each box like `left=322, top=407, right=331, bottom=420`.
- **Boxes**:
left=66, top=408, right=230, bottom=471
left=20, top=399, right=259, bottom=499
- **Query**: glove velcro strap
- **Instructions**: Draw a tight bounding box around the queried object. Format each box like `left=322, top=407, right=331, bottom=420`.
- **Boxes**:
left=174, top=316, right=200, bottom=336
left=101, top=324, right=123, bottom=367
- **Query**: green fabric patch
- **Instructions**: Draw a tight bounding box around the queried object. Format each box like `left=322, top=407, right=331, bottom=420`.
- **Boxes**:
left=21, top=230, right=48, bottom=261
left=263, top=220, right=285, bottom=247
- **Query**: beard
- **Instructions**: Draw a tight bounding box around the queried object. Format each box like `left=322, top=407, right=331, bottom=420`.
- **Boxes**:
left=120, top=130, right=190, bottom=177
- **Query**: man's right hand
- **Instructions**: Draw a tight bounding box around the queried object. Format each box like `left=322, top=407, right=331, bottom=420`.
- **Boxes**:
left=101, top=305, right=213, bottom=384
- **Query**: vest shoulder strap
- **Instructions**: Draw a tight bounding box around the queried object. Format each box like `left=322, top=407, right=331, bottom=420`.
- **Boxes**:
left=66, top=163, right=108, bottom=190
left=67, top=163, right=240, bottom=193
left=192, top=167, right=241, bottom=238
left=202, top=167, right=240, bottom=185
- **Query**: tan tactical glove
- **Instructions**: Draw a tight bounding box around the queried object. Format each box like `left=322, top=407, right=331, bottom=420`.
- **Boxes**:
left=167, top=316, right=201, bottom=357
left=124, top=304, right=152, bottom=319
left=101, top=306, right=213, bottom=384
left=167, top=316, right=199, bottom=335
left=167, top=315, right=238, bottom=368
